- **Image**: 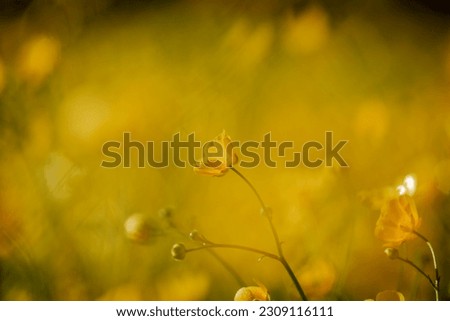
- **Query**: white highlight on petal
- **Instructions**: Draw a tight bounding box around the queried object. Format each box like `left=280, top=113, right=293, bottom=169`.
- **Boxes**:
left=396, top=185, right=407, bottom=196
left=403, top=174, right=417, bottom=196
left=396, top=174, right=416, bottom=196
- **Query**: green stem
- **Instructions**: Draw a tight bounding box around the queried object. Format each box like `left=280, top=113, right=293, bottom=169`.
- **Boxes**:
left=231, top=167, right=308, bottom=301
left=413, top=231, right=440, bottom=301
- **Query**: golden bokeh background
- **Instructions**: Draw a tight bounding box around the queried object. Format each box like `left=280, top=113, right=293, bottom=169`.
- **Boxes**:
left=0, top=0, right=449, bottom=300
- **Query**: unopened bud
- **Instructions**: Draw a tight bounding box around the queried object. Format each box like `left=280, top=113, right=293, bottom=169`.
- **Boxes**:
left=189, top=229, right=208, bottom=243
left=124, top=213, right=153, bottom=243
left=171, top=243, right=187, bottom=261
left=384, top=248, right=399, bottom=260
left=234, top=286, right=270, bottom=301
left=376, top=290, right=405, bottom=301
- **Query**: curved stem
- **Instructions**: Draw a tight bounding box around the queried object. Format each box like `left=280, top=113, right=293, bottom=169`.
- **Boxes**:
left=231, top=167, right=308, bottom=301
left=186, top=243, right=279, bottom=261
left=231, top=168, right=280, bottom=251
left=396, top=256, right=438, bottom=291
left=230, top=167, right=266, bottom=209
left=280, top=257, right=308, bottom=301
left=167, top=222, right=245, bottom=287
left=267, top=217, right=284, bottom=257
left=413, top=231, right=440, bottom=301
left=205, top=249, right=245, bottom=287
left=187, top=242, right=308, bottom=300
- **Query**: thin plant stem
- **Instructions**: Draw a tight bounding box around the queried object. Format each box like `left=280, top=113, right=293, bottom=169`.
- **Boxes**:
left=230, top=167, right=308, bottom=301
left=230, top=167, right=267, bottom=209
left=279, top=257, right=308, bottom=301
left=186, top=243, right=280, bottom=261
left=231, top=167, right=282, bottom=254
left=167, top=220, right=245, bottom=287
left=396, top=256, right=438, bottom=291
left=206, top=249, right=246, bottom=287
left=413, top=231, right=440, bottom=301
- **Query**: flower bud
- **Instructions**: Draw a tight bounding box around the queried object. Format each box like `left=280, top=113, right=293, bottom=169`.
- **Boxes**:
left=189, top=229, right=208, bottom=243
left=124, top=213, right=153, bottom=243
left=375, top=290, right=405, bottom=301
left=384, top=248, right=399, bottom=260
left=234, top=286, right=270, bottom=301
left=171, top=243, right=187, bottom=261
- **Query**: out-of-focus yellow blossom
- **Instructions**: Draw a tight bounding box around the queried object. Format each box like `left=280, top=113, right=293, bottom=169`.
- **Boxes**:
left=58, top=90, right=111, bottom=152
left=98, top=284, right=144, bottom=301
left=297, top=259, right=336, bottom=299
left=18, top=35, right=60, bottom=85
left=375, top=195, right=421, bottom=248
left=194, top=131, right=238, bottom=177
left=353, top=101, right=389, bottom=144
left=375, top=290, right=405, bottom=301
left=282, top=5, right=329, bottom=55
left=222, top=20, right=274, bottom=71
left=156, top=272, right=210, bottom=301
left=234, top=283, right=270, bottom=301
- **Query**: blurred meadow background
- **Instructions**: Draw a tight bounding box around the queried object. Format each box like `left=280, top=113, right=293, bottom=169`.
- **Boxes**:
left=1, top=0, right=450, bottom=300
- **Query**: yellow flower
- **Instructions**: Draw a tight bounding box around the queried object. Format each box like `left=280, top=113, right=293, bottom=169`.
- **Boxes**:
left=365, top=290, right=405, bottom=301
left=297, top=258, right=336, bottom=300
left=234, top=284, right=270, bottom=301
left=194, top=131, right=238, bottom=177
left=375, top=195, right=421, bottom=248
left=375, top=290, right=405, bottom=301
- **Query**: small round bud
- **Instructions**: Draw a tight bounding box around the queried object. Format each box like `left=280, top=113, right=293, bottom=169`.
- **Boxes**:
left=189, top=229, right=208, bottom=243
left=384, top=248, right=399, bottom=260
left=189, top=229, right=201, bottom=241
left=171, top=243, right=187, bottom=261
left=124, top=213, right=152, bottom=243
left=375, top=290, right=405, bottom=301
left=234, top=286, right=270, bottom=301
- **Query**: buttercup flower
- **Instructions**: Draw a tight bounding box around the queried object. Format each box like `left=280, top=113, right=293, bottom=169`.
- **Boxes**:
left=234, top=284, right=270, bottom=301
left=375, top=195, right=421, bottom=248
left=194, top=130, right=238, bottom=177
left=366, top=290, right=405, bottom=301
left=375, top=290, right=405, bottom=301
